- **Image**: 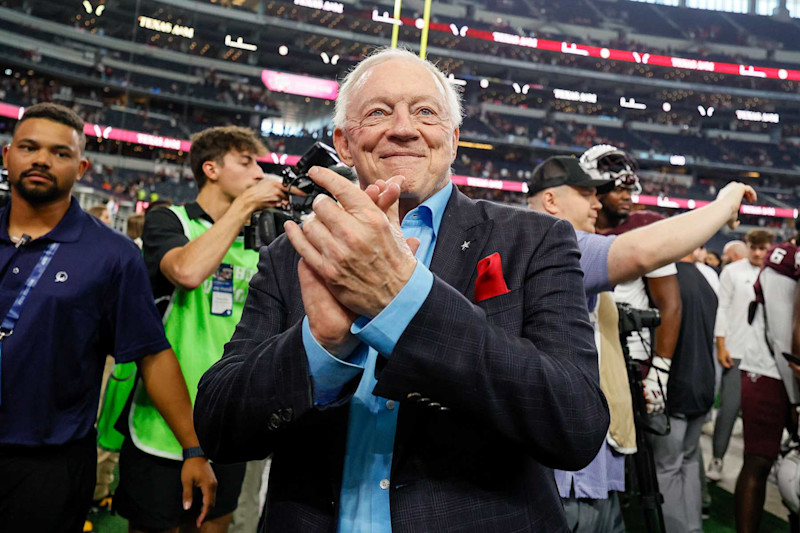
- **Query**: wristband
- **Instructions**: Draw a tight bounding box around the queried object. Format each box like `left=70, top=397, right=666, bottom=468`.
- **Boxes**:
left=182, top=446, right=205, bottom=460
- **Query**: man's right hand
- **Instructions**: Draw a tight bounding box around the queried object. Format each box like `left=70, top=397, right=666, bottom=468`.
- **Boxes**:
left=297, top=175, right=417, bottom=354
left=716, top=182, right=757, bottom=230
left=717, top=344, right=733, bottom=369
left=236, top=177, right=290, bottom=215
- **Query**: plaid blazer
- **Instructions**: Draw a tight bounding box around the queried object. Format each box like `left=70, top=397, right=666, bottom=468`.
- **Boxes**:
left=195, top=187, right=609, bottom=532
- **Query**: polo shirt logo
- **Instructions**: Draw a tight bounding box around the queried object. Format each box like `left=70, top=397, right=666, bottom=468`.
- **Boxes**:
left=54, top=272, right=68, bottom=283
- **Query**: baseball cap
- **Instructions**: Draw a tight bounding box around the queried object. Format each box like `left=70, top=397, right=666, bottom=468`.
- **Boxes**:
left=527, top=156, right=615, bottom=196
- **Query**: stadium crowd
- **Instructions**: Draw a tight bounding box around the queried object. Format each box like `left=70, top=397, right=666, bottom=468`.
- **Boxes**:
left=2, top=48, right=800, bottom=533
left=4, top=0, right=800, bottom=532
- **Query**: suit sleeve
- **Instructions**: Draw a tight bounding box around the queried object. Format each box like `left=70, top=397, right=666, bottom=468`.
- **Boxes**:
left=194, top=238, right=339, bottom=463
left=372, top=218, right=608, bottom=471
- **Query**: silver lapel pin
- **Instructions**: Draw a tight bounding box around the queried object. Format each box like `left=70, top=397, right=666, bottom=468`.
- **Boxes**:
left=461, top=241, right=470, bottom=251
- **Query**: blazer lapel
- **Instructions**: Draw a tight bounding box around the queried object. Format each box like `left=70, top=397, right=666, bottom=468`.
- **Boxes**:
left=392, top=187, right=493, bottom=481
left=429, top=187, right=493, bottom=301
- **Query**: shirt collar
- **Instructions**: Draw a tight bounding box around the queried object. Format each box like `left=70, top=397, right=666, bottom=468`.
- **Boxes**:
left=185, top=202, right=215, bottom=224
left=402, top=181, right=452, bottom=237
left=0, top=196, right=86, bottom=244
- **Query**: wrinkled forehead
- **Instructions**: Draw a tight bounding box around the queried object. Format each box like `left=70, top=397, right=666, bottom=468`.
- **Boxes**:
left=347, top=59, right=449, bottom=113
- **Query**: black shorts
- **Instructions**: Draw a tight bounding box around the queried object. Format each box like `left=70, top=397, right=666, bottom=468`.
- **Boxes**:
left=115, top=438, right=246, bottom=531
left=0, top=430, right=96, bottom=533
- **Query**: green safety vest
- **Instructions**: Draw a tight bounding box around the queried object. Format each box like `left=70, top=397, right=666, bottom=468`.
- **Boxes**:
left=129, top=205, right=259, bottom=460
left=96, top=361, right=137, bottom=452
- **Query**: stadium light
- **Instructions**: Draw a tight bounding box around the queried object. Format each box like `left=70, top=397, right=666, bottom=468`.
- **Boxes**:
left=736, top=110, right=779, bottom=123
left=278, top=45, right=289, bottom=56
left=480, top=78, right=489, bottom=89
left=447, top=74, right=467, bottom=86
left=293, top=0, right=344, bottom=13
left=82, top=1, right=105, bottom=16
left=696, top=105, right=714, bottom=117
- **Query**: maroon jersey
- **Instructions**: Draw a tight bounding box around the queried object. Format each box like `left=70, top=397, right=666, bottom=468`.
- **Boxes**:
left=603, top=210, right=665, bottom=235
left=751, top=242, right=800, bottom=319
left=751, top=241, right=800, bottom=404
left=763, top=242, right=800, bottom=280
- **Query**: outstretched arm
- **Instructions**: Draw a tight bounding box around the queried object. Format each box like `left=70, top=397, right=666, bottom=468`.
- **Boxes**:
left=606, top=182, right=756, bottom=286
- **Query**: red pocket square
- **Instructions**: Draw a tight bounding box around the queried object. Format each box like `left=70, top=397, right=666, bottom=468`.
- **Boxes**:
left=474, top=252, right=511, bottom=303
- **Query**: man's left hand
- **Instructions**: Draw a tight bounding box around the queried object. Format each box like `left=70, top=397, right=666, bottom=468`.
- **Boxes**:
left=180, top=457, right=218, bottom=528
left=284, top=166, right=417, bottom=318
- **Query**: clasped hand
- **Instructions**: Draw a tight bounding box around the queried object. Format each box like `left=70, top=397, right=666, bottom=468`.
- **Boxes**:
left=717, top=182, right=757, bottom=230
left=284, top=167, right=420, bottom=354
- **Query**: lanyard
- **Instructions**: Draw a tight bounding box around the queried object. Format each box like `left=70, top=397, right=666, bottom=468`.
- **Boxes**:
left=0, top=242, right=60, bottom=404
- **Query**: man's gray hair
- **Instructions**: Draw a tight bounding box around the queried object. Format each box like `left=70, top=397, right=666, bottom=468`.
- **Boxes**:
left=333, top=47, right=463, bottom=130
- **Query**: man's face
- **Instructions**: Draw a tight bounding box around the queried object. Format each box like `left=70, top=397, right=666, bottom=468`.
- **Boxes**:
left=2, top=118, right=88, bottom=205
left=747, top=242, right=770, bottom=267
left=333, top=59, right=459, bottom=205
left=209, top=149, right=263, bottom=199
left=553, top=185, right=602, bottom=233
left=599, top=185, right=633, bottom=218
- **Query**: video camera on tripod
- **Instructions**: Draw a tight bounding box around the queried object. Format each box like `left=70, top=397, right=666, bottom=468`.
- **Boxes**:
left=617, top=301, right=668, bottom=533
left=617, top=302, right=660, bottom=338
left=244, top=142, right=356, bottom=250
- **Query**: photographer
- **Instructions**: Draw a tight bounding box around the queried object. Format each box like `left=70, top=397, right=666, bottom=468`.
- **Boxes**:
left=114, top=126, right=289, bottom=532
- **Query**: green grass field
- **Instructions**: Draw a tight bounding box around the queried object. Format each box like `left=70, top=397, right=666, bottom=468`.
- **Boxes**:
left=87, top=481, right=787, bottom=532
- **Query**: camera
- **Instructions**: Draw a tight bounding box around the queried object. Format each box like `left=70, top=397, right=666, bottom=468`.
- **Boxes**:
left=244, top=142, right=355, bottom=250
left=617, top=302, right=660, bottom=337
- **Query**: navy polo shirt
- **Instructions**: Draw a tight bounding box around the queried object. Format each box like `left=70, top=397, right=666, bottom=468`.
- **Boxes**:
left=0, top=198, right=170, bottom=446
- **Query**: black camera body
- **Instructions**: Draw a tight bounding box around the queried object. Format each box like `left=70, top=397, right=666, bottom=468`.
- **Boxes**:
left=617, top=302, right=661, bottom=337
left=244, top=142, right=353, bottom=250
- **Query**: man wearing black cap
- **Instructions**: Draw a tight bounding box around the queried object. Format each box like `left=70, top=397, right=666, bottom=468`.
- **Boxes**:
left=526, top=156, right=755, bottom=289
left=527, top=155, right=756, bottom=532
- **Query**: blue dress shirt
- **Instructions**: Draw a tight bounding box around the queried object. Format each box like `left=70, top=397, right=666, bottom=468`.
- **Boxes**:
left=302, top=182, right=452, bottom=532
left=554, top=230, right=625, bottom=499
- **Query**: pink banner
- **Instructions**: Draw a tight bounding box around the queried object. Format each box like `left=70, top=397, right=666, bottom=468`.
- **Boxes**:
left=0, top=102, right=296, bottom=164
left=633, top=194, right=797, bottom=218
left=400, top=18, right=800, bottom=82
left=261, top=69, right=339, bottom=100
left=450, top=174, right=527, bottom=193
left=0, top=102, right=24, bottom=120
left=83, top=122, right=192, bottom=152
left=0, top=102, right=793, bottom=218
